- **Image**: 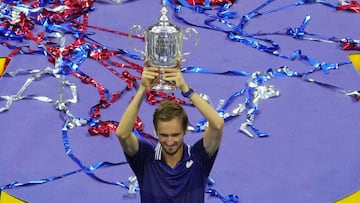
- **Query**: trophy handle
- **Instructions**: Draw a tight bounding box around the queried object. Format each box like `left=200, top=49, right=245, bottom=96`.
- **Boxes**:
left=129, top=25, right=145, bottom=57
left=182, top=28, right=199, bottom=58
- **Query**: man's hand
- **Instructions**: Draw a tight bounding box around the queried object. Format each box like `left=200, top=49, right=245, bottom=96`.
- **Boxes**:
left=142, top=61, right=159, bottom=88
left=162, top=61, right=188, bottom=92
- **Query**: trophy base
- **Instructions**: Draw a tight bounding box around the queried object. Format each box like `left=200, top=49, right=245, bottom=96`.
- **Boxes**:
left=149, top=61, right=177, bottom=68
left=150, top=81, right=176, bottom=92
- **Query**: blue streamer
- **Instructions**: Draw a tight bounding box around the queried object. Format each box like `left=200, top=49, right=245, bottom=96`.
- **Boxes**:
left=206, top=188, right=239, bottom=203
left=62, top=122, right=137, bottom=191
left=167, top=0, right=352, bottom=73
left=181, top=66, right=251, bottom=76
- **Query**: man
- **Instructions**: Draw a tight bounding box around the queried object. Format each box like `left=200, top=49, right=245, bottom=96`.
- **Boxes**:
left=116, top=62, right=224, bottom=203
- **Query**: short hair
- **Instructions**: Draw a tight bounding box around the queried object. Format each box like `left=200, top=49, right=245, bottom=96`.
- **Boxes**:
left=153, top=100, right=188, bottom=132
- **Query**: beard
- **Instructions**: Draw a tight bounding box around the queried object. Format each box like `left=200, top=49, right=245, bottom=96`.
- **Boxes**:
left=162, top=143, right=183, bottom=156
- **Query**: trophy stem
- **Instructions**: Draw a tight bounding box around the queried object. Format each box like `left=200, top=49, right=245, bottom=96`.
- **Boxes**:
left=150, top=67, right=177, bottom=92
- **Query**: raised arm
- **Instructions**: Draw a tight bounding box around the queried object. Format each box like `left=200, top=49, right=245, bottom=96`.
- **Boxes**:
left=163, top=66, right=224, bottom=157
left=116, top=66, right=158, bottom=156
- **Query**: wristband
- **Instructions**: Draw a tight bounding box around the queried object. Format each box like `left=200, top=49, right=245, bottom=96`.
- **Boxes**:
left=181, top=87, right=194, bottom=98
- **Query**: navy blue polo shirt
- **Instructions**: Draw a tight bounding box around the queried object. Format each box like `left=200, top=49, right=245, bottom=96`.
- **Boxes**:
left=125, top=138, right=218, bottom=203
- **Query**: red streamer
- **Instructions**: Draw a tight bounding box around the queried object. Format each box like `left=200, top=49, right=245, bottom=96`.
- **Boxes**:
left=176, top=0, right=235, bottom=6
left=336, top=0, right=360, bottom=13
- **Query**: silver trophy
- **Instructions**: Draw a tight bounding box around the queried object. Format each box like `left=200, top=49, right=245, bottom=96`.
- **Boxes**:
left=129, top=0, right=198, bottom=91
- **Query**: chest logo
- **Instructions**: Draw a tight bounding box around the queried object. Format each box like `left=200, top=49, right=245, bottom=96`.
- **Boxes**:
left=186, top=160, right=193, bottom=168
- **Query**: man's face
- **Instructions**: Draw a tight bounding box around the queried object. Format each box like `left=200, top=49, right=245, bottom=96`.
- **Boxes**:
left=156, top=117, right=185, bottom=156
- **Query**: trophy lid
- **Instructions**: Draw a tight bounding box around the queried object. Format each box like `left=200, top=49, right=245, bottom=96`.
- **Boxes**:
left=147, top=2, right=180, bottom=34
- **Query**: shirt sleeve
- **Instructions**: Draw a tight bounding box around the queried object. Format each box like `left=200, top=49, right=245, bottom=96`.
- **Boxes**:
left=192, top=138, right=219, bottom=177
left=124, top=139, right=154, bottom=178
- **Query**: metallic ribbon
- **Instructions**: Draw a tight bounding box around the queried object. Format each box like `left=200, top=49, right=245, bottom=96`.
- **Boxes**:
left=176, top=0, right=235, bottom=7
left=169, top=0, right=360, bottom=62
left=183, top=64, right=359, bottom=138
left=0, top=67, right=70, bottom=113
left=336, top=0, right=360, bottom=13
left=0, top=160, right=129, bottom=190
left=61, top=121, right=137, bottom=191
left=206, top=188, right=239, bottom=203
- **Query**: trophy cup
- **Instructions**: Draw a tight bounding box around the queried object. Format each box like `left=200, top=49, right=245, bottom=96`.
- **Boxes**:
left=129, top=0, right=198, bottom=92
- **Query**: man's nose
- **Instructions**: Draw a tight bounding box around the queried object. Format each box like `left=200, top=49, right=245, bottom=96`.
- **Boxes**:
left=166, top=136, right=174, bottom=144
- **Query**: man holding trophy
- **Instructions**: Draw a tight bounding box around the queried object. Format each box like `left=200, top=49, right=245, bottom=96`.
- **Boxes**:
left=116, top=60, right=224, bottom=202
left=116, top=2, right=224, bottom=202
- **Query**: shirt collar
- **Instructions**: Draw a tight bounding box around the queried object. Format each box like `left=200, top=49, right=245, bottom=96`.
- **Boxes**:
left=154, top=143, right=191, bottom=161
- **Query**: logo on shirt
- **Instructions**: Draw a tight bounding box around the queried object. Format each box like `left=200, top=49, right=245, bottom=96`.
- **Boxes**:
left=186, top=160, right=193, bottom=168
